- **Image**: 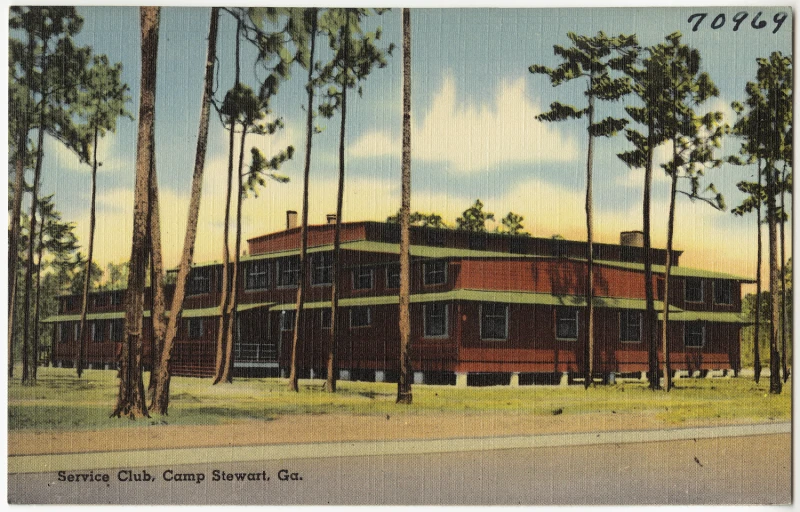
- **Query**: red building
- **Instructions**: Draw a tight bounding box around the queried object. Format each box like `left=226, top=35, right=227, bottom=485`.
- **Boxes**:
left=44, top=217, right=751, bottom=385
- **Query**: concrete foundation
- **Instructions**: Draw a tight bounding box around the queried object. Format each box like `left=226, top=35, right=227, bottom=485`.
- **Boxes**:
left=560, top=372, right=569, bottom=387
left=413, top=372, right=424, bottom=385
left=510, top=372, right=519, bottom=387
left=375, top=370, right=386, bottom=383
left=339, top=369, right=351, bottom=381
left=455, top=373, right=467, bottom=388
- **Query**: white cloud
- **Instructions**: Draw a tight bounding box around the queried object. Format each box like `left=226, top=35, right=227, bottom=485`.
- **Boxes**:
left=348, top=75, right=577, bottom=171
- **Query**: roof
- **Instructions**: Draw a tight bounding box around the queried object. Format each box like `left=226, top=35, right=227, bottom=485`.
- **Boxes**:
left=595, top=260, right=754, bottom=282
left=40, top=302, right=273, bottom=323
left=270, top=289, right=680, bottom=312
left=659, top=311, right=751, bottom=324
left=178, top=240, right=753, bottom=283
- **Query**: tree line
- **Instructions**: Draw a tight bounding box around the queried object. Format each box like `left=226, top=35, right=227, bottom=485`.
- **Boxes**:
left=529, top=32, right=791, bottom=394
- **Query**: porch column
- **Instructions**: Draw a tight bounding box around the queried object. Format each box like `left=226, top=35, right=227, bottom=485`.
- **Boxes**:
left=455, top=372, right=467, bottom=388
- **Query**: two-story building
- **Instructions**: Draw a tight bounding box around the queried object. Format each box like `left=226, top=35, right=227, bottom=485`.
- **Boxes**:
left=43, top=215, right=751, bottom=385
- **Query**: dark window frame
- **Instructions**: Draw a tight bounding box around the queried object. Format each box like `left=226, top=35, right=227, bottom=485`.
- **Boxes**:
left=187, top=268, right=212, bottom=296
left=684, top=321, right=705, bottom=348
left=352, top=266, right=374, bottom=290
left=350, top=306, right=372, bottom=328
left=619, top=310, right=642, bottom=343
left=110, top=319, right=124, bottom=342
left=245, top=260, right=270, bottom=291
left=480, top=303, right=508, bottom=341
left=713, top=280, right=733, bottom=305
left=90, top=321, right=105, bottom=343
left=555, top=308, right=579, bottom=341
left=386, top=263, right=400, bottom=290
left=188, top=318, right=204, bottom=340
left=423, top=302, right=449, bottom=338
left=276, top=257, right=300, bottom=288
left=311, top=252, right=334, bottom=286
left=280, top=310, right=296, bottom=332
left=423, top=260, right=447, bottom=286
left=321, top=309, right=332, bottom=329
left=685, top=278, right=704, bottom=303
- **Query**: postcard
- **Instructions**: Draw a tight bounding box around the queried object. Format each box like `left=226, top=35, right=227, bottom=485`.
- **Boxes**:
left=7, top=4, right=792, bottom=505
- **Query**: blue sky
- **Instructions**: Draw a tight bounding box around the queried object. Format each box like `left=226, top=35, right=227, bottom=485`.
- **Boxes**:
left=29, top=6, right=792, bottom=287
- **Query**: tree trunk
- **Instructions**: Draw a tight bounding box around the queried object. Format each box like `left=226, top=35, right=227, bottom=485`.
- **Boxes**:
left=396, top=7, right=413, bottom=404
left=220, top=123, right=248, bottom=384
left=21, top=114, right=47, bottom=385
left=288, top=8, right=318, bottom=393
left=662, top=173, right=678, bottom=391
left=146, top=133, right=167, bottom=399
left=643, top=120, right=659, bottom=390
left=32, top=200, right=46, bottom=381
left=152, top=7, right=219, bottom=415
left=112, top=6, right=159, bottom=419
left=9, top=124, right=29, bottom=379
left=325, top=9, right=351, bottom=394
left=766, top=164, right=782, bottom=394
left=213, top=15, right=243, bottom=385
left=583, top=87, right=595, bottom=389
left=779, top=161, right=788, bottom=382
left=77, top=126, right=100, bottom=378
left=753, top=158, right=763, bottom=383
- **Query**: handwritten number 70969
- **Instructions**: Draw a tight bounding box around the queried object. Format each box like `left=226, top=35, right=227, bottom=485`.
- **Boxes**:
left=688, top=12, right=788, bottom=33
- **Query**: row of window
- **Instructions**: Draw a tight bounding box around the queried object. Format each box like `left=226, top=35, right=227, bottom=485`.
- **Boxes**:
left=59, top=320, right=125, bottom=344
left=188, top=257, right=449, bottom=295
left=56, top=308, right=709, bottom=348
left=685, top=278, right=732, bottom=305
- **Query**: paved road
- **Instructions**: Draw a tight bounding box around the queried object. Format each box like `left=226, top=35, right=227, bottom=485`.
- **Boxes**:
left=9, top=425, right=791, bottom=505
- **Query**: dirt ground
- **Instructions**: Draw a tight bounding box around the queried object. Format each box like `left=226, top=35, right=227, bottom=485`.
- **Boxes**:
left=7, top=411, right=774, bottom=456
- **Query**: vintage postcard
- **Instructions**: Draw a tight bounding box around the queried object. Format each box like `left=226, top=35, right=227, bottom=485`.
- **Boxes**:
left=6, top=4, right=793, bottom=505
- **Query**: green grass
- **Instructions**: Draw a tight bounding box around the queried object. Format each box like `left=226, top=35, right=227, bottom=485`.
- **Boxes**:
left=8, top=367, right=791, bottom=432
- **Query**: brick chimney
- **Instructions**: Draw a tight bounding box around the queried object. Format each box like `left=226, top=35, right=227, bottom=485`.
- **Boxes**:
left=286, top=210, right=298, bottom=230
left=620, top=230, right=644, bottom=247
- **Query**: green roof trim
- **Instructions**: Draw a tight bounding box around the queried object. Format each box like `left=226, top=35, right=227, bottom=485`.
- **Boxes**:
left=659, top=311, right=751, bottom=323
left=595, top=260, right=754, bottom=282
left=270, top=289, right=681, bottom=312
left=41, top=302, right=274, bottom=323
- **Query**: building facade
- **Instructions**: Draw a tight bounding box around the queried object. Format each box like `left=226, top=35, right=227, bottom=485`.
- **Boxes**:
left=44, top=218, right=751, bottom=385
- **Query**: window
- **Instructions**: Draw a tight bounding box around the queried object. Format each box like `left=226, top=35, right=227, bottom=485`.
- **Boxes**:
left=321, top=309, right=332, bottom=329
left=277, top=257, right=300, bottom=287
left=386, top=263, right=401, bottom=289
left=350, top=306, right=371, bottom=328
left=713, top=280, right=732, bottom=305
left=188, top=318, right=204, bottom=340
left=684, top=322, right=705, bottom=348
left=619, top=310, right=642, bottom=342
left=556, top=308, right=579, bottom=340
left=424, top=303, right=448, bottom=337
left=685, top=278, right=703, bottom=303
left=110, top=319, right=124, bottom=342
left=480, top=303, right=508, bottom=340
left=59, top=323, right=70, bottom=344
left=423, top=260, right=447, bottom=286
left=353, top=267, right=374, bottom=290
left=73, top=323, right=79, bottom=342
left=312, top=253, right=333, bottom=285
left=187, top=268, right=211, bottom=295
left=280, top=311, right=295, bottom=332
left=91, top=321, right=105, bottom=343
left=91, top=295, right=107, bottom=308
left=110, top=292, right=123, bottom=306
left=245, top=260, right=270, bottom=290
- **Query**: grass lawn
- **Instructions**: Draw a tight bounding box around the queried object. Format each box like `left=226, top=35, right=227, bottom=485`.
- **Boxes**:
left=8, top=366, right=791, bottom=432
